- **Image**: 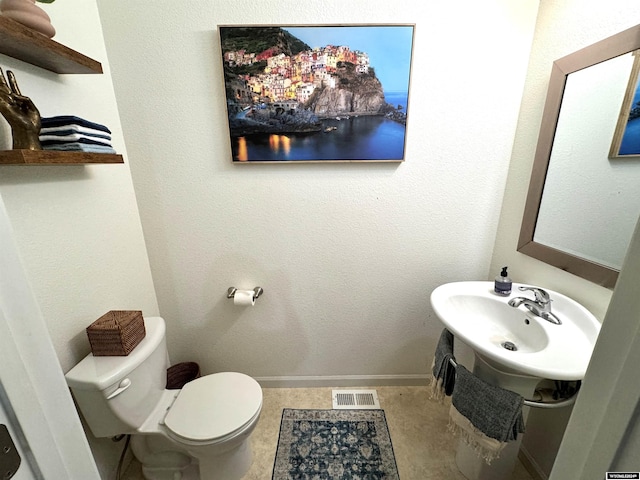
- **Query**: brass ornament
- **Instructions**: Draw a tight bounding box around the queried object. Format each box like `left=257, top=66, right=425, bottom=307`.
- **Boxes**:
left=0, top=67, right=41, bottom=150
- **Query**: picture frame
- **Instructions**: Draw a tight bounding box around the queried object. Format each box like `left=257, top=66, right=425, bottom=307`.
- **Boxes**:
left=219, top=24, right=415, bottom=163
left=610, top=50, right=640, bottom=158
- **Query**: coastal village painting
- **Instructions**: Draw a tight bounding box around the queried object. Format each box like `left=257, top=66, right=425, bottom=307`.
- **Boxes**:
left=219, top=24, right=414, bottom=163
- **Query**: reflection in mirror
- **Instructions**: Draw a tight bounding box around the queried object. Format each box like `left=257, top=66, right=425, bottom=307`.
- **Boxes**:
left=519, top=24, right=640, bottom=289
left=534, top=52, right=640, bottom=271
left=610, top=51, right=640, bottom=158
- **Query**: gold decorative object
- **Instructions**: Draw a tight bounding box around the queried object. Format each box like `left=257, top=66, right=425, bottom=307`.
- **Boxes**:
left=0, top=67, right=41, bottom=150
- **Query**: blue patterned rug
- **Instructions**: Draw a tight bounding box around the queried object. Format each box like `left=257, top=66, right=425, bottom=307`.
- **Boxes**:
left=272, top=409, right=400, bottom=480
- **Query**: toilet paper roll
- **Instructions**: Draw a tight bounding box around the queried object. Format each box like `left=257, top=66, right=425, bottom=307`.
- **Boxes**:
left=233, top=289, right=256, bottom=306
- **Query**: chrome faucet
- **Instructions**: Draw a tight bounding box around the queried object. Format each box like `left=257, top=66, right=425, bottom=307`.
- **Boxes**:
left=508, top=286, right=562, bottom=325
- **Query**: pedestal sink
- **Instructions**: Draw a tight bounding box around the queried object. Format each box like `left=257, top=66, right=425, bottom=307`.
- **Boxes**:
left=430, top=281, right=601, bottom=480
left=431, top=281, right=600, bottom=380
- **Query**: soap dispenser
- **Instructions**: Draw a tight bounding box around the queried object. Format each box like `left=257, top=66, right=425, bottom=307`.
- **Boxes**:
left=494, top=266, right=512, bottom=295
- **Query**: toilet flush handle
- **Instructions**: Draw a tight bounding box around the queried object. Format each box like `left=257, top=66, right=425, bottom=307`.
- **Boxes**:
left=106, top=378, right=132, bottom=400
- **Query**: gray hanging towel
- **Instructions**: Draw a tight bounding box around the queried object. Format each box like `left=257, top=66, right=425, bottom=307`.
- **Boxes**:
left=428, top=328, right=456, bottom=402
left=449, top=364, right=525, bottom=464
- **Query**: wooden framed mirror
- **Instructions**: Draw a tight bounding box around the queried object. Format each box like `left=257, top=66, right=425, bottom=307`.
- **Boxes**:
left=518, top=24, right=640, bottom=289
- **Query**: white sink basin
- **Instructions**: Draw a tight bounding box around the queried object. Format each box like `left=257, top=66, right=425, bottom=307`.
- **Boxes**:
left=430, top=281, right=601, bottom=380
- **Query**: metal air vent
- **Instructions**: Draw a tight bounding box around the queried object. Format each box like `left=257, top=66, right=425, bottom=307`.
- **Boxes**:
left=332, top=389, right=380, bottom=409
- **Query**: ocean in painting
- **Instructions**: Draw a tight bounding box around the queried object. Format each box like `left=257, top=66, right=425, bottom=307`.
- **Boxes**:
left=232, top=91, right=409, bottom=162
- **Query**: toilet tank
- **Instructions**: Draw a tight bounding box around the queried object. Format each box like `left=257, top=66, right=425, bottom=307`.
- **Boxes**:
left=65, top=316, right=170, bottom=437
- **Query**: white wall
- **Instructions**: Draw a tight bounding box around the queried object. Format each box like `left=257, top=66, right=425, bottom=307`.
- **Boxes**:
left=490, top=0, right=640, bottom=476
left=490, top=0, right=640, bottom=319
left=0, top=1, right=159, bottom=477
left=0, top=0, right=159, bottom=371
left=553, top=215, right=640, bottom=480
left=0, top=199, right=100, bottom=479
left=97, top=0, right=539, bottom=384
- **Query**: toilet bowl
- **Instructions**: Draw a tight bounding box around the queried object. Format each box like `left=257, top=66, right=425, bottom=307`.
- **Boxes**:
left=65, top=317, right=262, bottom=480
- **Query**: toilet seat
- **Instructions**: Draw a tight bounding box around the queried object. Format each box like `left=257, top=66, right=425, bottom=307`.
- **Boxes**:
left=164, top=372, right=262, bottom=444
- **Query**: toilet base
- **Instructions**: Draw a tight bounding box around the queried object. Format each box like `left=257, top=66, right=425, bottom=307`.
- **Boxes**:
left=132, top=434, right=254, bottom=480
left=141, top=462, right=199, bottom=480
left=197, top=438, right=252, bottom=480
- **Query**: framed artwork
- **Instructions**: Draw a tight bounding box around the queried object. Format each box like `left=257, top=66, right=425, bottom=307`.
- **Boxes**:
left=219, top=24, right=415, bottom=163
left=610, top=50, right=640, bottom=158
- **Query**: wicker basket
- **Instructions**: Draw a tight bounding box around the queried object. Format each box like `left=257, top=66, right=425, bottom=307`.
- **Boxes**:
left=166, top=362, right=201, bottom=389
left=86, top=310, right=145, bottom=356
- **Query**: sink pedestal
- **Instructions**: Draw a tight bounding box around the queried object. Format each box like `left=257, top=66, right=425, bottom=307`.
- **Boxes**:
left=455, top=353, right=539, bottom=480
left=430, top=281, right=601, bottom=479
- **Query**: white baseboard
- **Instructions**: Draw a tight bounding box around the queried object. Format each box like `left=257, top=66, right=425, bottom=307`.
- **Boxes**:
left=518, top=446, right=548, bottom=480
left=254, top=374, right=429, bottom=389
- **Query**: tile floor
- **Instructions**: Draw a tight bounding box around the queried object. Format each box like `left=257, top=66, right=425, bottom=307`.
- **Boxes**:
left=122, top=386, right=534, bottom=480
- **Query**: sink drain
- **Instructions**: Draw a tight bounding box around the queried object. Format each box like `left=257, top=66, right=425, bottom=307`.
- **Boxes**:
left=502, top=341, right=518, bottom=351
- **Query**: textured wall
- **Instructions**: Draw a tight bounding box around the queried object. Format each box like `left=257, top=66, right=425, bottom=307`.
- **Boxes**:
left=0, top=1, right=159, bottom=372
left=0, top=1, right=159, bottom=477
left=490, top=0, right=640, bottom=476
left=490, top=0, right=640, bottom=318
left=97, top=0, right=538, bottom=382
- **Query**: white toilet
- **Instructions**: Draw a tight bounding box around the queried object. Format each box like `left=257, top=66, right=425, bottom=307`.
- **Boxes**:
left=65, top=316, right=263, bottom=480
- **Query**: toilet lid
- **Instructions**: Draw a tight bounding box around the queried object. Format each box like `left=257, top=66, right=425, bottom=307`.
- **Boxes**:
left=164, top=372, right=262, bottom=442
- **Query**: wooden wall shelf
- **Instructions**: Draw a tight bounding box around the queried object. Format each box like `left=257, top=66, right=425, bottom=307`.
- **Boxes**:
left=0, top=17, right=120, bottom=166
left=0, top=15, right=102, bottom=74
left=0, top=150, right=123, bottom=165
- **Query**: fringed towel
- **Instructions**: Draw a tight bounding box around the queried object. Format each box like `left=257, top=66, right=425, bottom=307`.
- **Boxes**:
left=448, top=364, right=525, bottom=464
left=428, top=328, right=456, bottom=402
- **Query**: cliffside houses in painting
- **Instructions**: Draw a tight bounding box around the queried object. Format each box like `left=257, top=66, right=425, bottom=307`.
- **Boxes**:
left=223, top=44, right=371, bottom=107
left=223, top=41, right=406, bottom=136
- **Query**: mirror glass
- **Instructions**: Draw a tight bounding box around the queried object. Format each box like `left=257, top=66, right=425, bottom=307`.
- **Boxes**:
left=534, top=53, right=640, bottom=270
left=519, top=24, right=640, bottom=288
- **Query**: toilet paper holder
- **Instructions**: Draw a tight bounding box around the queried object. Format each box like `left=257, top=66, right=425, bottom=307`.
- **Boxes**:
left=227, top=286, right=263, bottom=300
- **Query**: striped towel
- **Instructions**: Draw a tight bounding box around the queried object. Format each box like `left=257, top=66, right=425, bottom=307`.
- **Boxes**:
left=428, top=328, right=456, bottom=402
left=448, top=365, right=525, bottom=464
left=39, top=116, right=115, bottom=153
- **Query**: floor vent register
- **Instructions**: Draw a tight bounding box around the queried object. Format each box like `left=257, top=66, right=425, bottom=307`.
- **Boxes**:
left=332, top=389, right=381, bottom=409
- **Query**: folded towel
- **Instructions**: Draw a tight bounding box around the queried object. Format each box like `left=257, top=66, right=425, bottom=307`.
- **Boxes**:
left=42, top=143, right=117, bottom=154
left=428, top=328, right=456, bottom=402
left=448, top=365, right=525, bottom=464
left=40, top=137, right=113, bottom=148
left=40, top=133, right=112, bottom=146
left=41, top=115, right=111, bottom=134
left=39, top=127, right=112, bottom=141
